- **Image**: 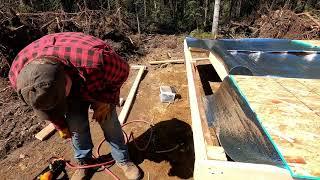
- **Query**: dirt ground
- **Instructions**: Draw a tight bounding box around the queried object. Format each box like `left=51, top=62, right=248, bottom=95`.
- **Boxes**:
left=0, top=35, right=194, bottom=179
left=0, top=79, right=46, bottom=160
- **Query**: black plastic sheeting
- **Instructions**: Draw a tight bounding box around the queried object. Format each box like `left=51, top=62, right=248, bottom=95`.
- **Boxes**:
left=186, top=37, right=320, bottom=79
left=208, top=76, right=286, bottom=168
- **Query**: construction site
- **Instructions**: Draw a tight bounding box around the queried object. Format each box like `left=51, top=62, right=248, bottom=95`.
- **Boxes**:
left=0, top=1, right=320, bottom=180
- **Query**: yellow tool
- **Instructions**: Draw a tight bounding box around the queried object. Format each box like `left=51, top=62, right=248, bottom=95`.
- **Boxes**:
left=35, top=159, right=67, bottom=180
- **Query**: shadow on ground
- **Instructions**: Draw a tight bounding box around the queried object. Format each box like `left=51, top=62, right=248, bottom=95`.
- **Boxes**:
left=127, top=118, right=195, bottom=179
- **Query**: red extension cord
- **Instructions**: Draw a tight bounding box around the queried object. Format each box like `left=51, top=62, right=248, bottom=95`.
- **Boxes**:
left=54, top=120, right=154, bottom=180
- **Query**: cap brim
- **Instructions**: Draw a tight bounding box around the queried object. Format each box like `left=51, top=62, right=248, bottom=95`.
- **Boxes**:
left=34, top=97, right=67, bottom=121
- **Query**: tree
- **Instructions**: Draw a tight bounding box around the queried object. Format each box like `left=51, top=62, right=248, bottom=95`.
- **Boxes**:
left=185, top=0, right=202, bottom=31
left=211, top=0, right=221, bottom=36
left=204, top=0, right=208, bottom=28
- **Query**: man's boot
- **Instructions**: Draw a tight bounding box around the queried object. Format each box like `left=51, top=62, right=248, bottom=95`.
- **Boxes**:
left=71, top=158, right=97, bottom=180
left=117, top=161, right=141, bottom=180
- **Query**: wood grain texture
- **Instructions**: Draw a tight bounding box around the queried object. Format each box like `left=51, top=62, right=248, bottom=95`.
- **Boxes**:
left=184, top=40, right=207, bottom=161
left=118, top=65, right=146, bottom=124
left=194, top=160, right=292, bottom=180
left=192, top=62, right=225, bottom=160
left=208, top=52, right=228, bottom=81
left=34, top=123, right=55, bottom=141
left=300, top=40, right=320, bottom=47
left=234, top=75, right=320, bottom=177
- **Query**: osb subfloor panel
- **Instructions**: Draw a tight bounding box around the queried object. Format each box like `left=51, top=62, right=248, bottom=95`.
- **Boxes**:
left=0, top=65, right=194, bottom=180
left=234, top=75, right=320, bottom=177
left=301, top=40, right=320, bottom=47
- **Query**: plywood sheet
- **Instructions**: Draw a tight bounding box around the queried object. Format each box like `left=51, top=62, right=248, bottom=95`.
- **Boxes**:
left=234, top=75, right=320, bottom=178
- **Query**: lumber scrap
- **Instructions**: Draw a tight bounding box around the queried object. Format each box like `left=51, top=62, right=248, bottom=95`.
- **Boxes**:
left=35, top=123, right=55, bottom=141
left=130, top=64, right=145, bottom=69
left=149, top=59, right=184, bottom=64
left=118, top=65, right=146, bottom=124
left=148, top=57, right=209, bottom=65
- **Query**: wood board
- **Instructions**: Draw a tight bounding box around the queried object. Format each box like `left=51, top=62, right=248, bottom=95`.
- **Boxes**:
left=300, top=40, right=320, bottom=47
left=233, top=75, right=320, bottom=178
left=208, top=52, right=228, bottom=81
left=148, top=58, right=209, bottom=65
left=184, top=39, right=208, bottom=161
left=118, top=65, right=146, bottom=124
left=35, top=123, right=55, bottom=141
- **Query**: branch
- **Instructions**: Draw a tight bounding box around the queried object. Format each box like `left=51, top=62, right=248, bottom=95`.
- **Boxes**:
left=16, top=10, right=105, bottom=16
left=40, top=18, right=56, bottom=29
left=297, top=12, right=320, bottom=27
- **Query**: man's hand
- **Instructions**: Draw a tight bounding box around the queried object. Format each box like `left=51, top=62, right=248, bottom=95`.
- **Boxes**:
left=92, top=102, right=112, bottom=122
left=58, top=128, right=71, bottom=139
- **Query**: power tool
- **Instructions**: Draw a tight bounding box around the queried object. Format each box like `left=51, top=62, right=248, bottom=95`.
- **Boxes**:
left=34, top=159, right=68, bottom=180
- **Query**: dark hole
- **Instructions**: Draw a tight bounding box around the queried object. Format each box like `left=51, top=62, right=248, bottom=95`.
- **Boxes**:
left=196, top=64, right=221, bottom=95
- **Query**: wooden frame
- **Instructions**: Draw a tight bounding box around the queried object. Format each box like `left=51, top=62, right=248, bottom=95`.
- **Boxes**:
left=208, top=52, right=228, bottom=81
left=184, top=40, right=293, bottom=179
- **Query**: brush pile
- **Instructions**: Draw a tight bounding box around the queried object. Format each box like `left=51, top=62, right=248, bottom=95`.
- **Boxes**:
left=0, top=7, right=144, bottom=78
left=223, top=9, right=320, bottom=39
left=256, top=9, right=320, bottom=39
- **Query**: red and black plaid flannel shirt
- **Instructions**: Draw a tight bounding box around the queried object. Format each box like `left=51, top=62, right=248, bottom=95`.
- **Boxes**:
left=9, top=32, right=129, bottom=129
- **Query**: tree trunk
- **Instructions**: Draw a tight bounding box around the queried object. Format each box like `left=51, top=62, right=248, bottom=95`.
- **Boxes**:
left=135, top=0, right=141, bottom=36
left=211, top=0, right=221, bottom=36
left=204, top=0, right=208, bottom=27
left=235, top=0, right=242, bottom=18
left=116, top=1, right=122, bottom=26
left=107, top=0, right=111, bottom=11
left=144, top=0, right=147, bottom=18
left=137, top=15, right=141, bottom=35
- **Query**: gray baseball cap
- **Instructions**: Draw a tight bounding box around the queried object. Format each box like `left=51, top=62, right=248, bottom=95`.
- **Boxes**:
left=16, top=59, right=67, bottom=121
